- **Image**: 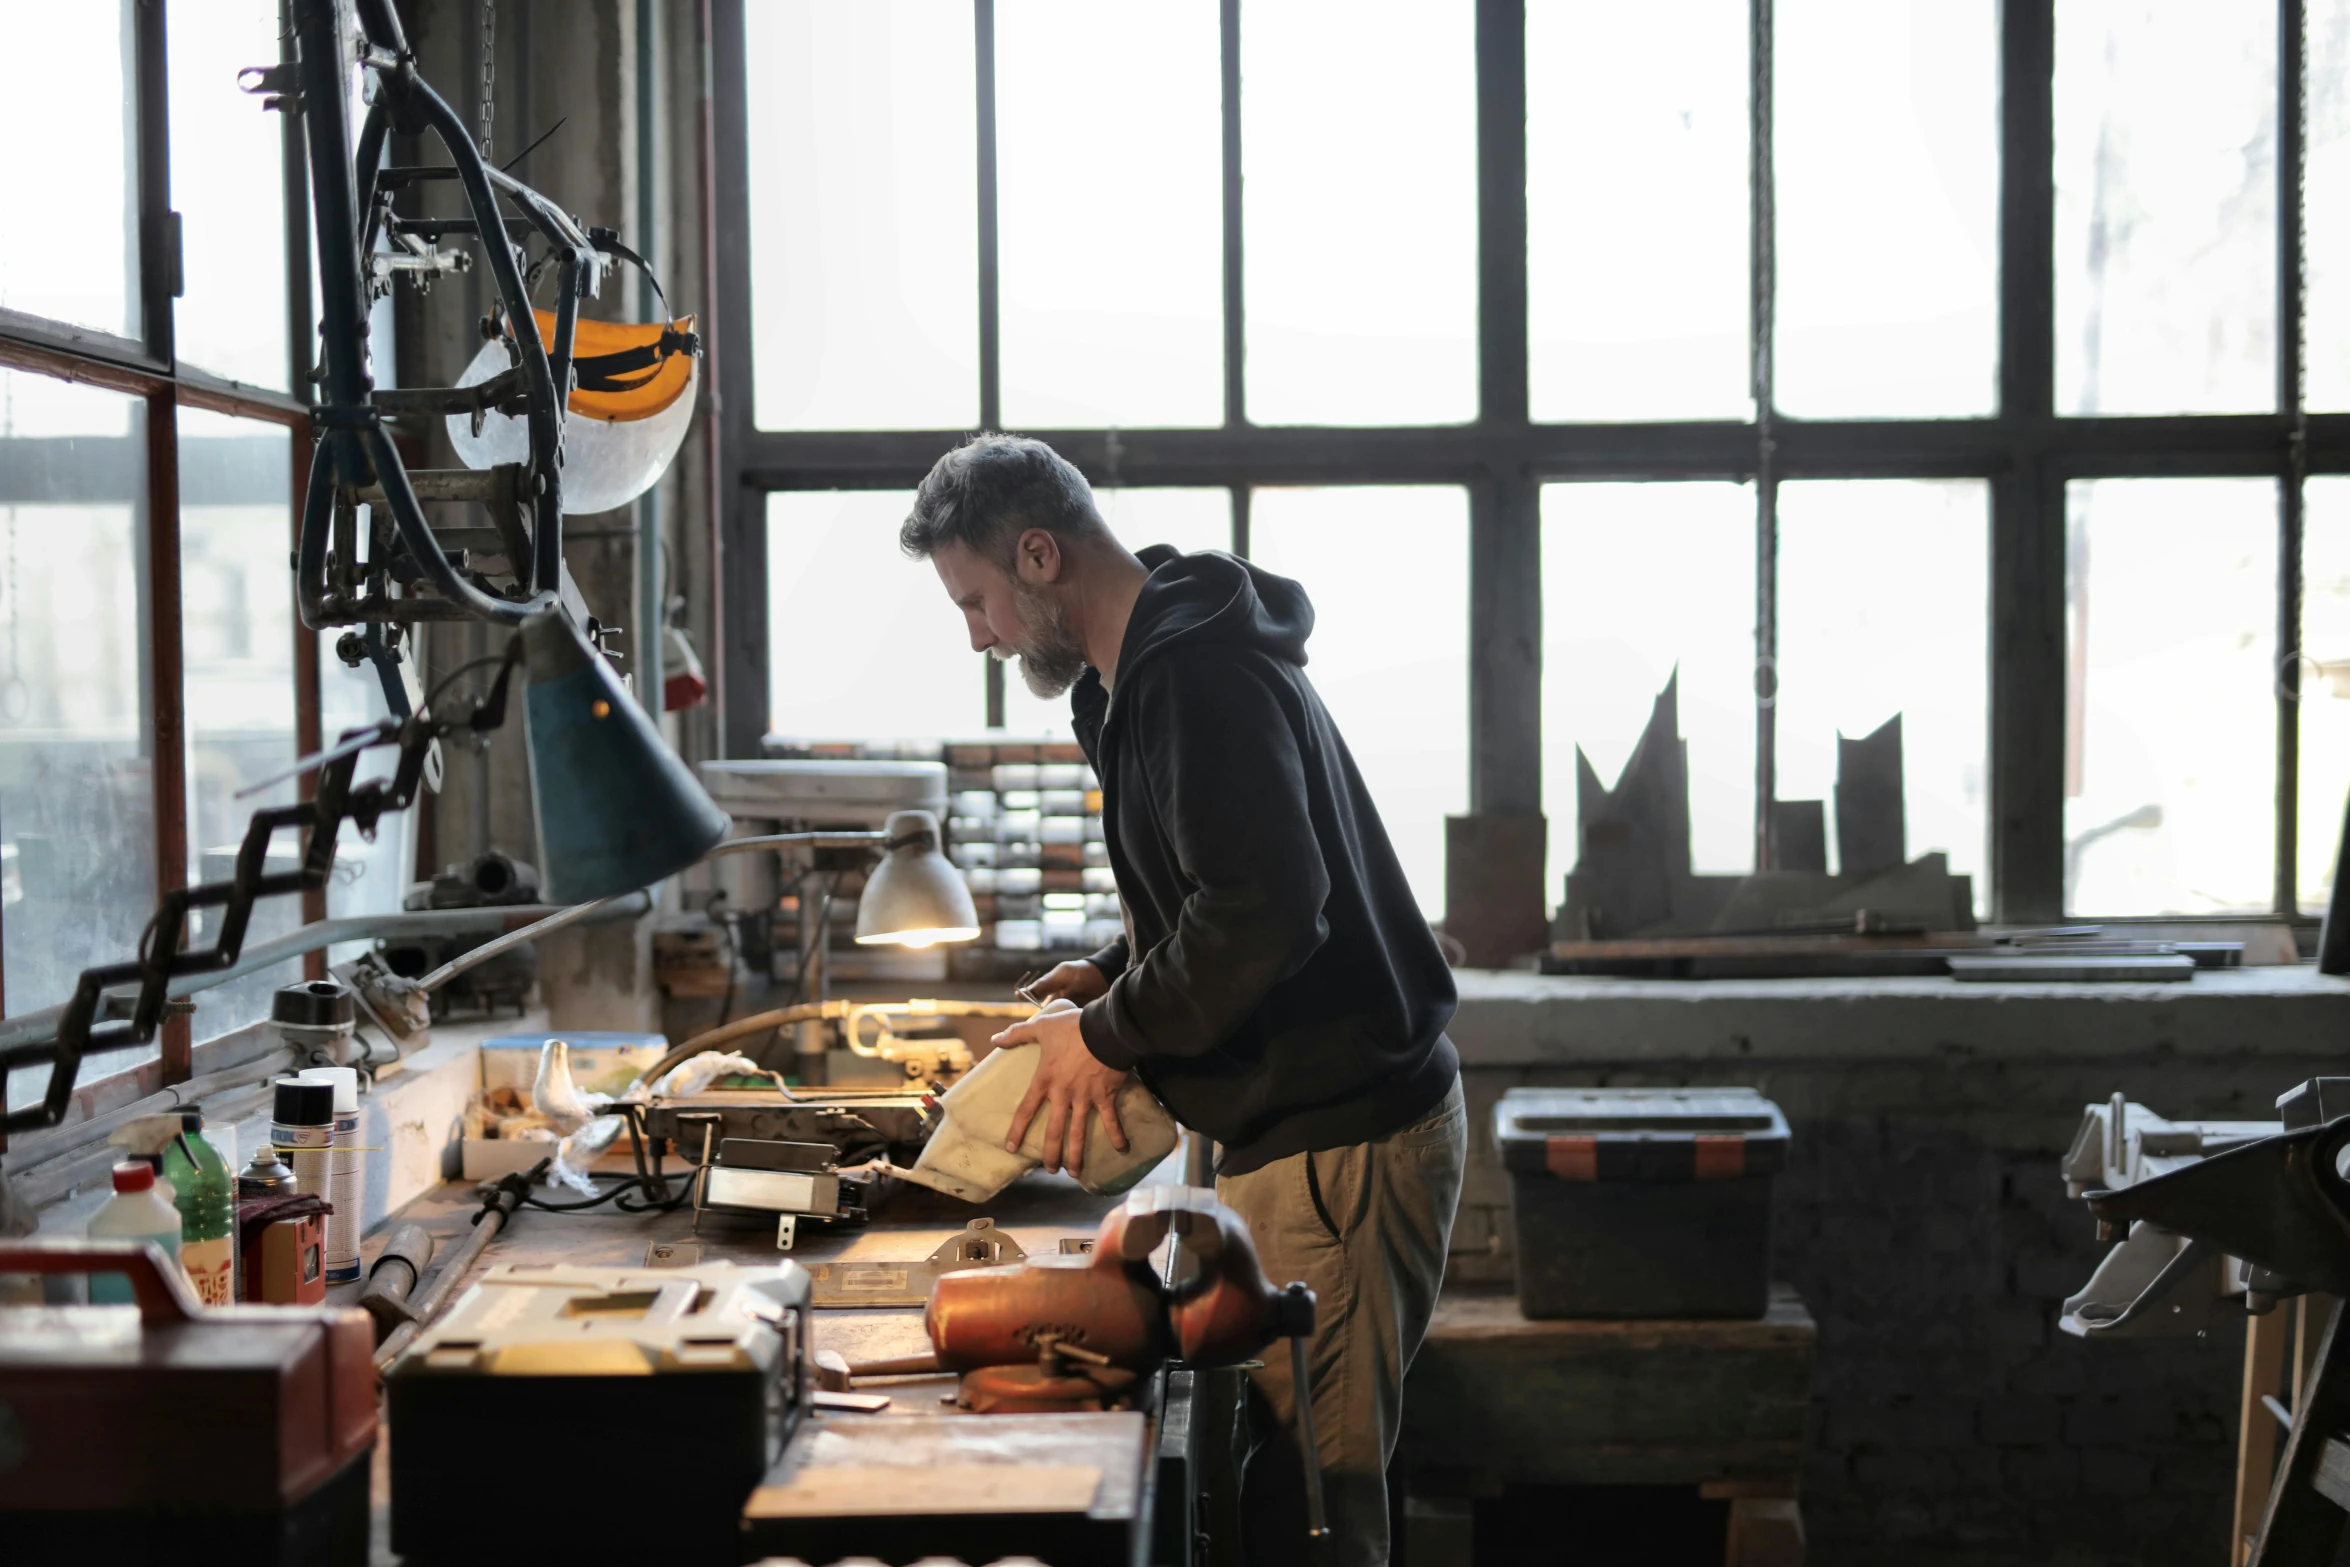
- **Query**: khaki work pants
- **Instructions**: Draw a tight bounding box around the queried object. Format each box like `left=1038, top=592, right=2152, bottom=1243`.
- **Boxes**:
left=1216, top=1073, right=1467, bottom=1567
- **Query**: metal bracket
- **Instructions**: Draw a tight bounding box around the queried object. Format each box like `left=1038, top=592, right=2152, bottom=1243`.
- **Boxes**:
left=802, top=1218, right=1031, bottom=1309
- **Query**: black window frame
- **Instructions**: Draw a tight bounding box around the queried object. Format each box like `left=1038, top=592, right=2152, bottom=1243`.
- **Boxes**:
left=713, top=0, right=2342, bottom=928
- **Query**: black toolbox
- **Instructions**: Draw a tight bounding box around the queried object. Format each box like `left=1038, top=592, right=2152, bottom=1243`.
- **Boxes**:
left=1493, top=1087, right=1790, bottom=1319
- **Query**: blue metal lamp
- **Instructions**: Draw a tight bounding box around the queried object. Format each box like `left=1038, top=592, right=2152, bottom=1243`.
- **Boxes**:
left=520, top=607, right=731, bottom=903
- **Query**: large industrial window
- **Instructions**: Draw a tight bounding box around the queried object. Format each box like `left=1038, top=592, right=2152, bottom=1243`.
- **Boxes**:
left=712, top=0, right=2350, bottom=932
left=0, top=0, right=315, bottom=1117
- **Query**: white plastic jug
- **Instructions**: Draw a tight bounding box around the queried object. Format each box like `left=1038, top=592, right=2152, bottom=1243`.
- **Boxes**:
left=901, top=1034, right=1180, bottom=1203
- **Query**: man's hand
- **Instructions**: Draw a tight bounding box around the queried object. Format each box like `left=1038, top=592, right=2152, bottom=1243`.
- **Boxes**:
left=996, top=999, right=1130, bottom=1176
left=1022, top=959, right=1109, bottom=1006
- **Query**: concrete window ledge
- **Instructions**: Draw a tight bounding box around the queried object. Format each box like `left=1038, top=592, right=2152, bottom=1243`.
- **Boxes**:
left=1449, top=965, right=2350, bottom=1069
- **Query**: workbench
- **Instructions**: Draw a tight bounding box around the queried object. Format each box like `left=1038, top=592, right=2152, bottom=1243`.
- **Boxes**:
left=349, top=1154, right=1244, bottom=1567
left=1397, top=1284, right=1817, bottom=1567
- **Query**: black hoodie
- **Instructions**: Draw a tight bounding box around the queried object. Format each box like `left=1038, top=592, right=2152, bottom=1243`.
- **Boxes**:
left=1071, top=546, right=1459, bottom=1177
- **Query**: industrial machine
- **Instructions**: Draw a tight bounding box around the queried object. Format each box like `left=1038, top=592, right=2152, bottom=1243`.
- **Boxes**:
left=2062, top=1078, right=2350, bottom=1563
left=385, top=1259, right=811, bottom=1564
left=2056, top=1091, right=2291, bottom=1336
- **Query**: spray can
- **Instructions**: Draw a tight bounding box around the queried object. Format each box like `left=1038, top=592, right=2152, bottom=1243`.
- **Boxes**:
left=271, top=1078, right=335, bottom=1227
left=299, top=1066, right=364, bottom=1284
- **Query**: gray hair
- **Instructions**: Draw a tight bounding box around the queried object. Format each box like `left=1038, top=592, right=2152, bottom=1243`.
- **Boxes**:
left=899, top=434, right=1109, bottom=570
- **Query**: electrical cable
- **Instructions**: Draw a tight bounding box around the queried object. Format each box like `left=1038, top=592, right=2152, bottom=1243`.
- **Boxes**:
left=520, top=1166, right=695, bottom=1215
left=419, top=649, right=515, bottom=714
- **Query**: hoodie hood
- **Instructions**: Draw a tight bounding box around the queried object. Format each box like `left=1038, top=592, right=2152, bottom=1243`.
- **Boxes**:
left=1114, top=545, right=1314, bottom=684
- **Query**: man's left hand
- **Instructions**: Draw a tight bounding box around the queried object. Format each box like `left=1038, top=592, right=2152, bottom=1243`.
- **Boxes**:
left=995, top=1001, right=1131, bottom=1176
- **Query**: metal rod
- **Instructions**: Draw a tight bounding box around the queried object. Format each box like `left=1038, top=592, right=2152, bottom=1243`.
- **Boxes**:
left=1289, top=1329, right=1330, bottom=1539
left=371, top=1171, right=533, bottom=1371
left=1219, top=0, right=1245, bottom=428
left=974, top=0, right=1000, bottom=432
left=411, top=833, right=879, bottom=994
left=2277, top=0, right=2309, bottom=918
left=0, top=897, right=649, bottom=1054
left=1748, top=0, right=1778, bottom=873
left=635, top=0, right=667, bottom=720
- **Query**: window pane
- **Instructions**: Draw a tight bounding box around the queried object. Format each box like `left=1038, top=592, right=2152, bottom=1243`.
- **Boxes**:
left=998, top=1, right=1222, bottom=428
left=769, top=491, right=982, bottom=740
left=0, top=369, right=155, bottom=1109
left=2054, top=0, right=2276, bottom=415
left=180, top=407, right=302, bottom=1042
left=0, top=2, right=138, bottom=339
left=170, top=0, right=290, bottom=390
left=1777, top=481, right=1988, bottom=910
left=2300, top=479, right=2350, bottom=912
left=1527, top=0, right=1749, bottom=423
left=1000, top=487, right=1234, bottom=736
left=746, top=1, right=979, bottom=430
left=1242, top=1, right=1476, bottom=426
left=2309, top=0, right=2350, bottom=411
left=1248, top=487, right=1467, bottom=914
left=1775, top=0, right=1997, bottom=418
left=1541, top=484, right=1755, bottom=908
left=2066, top=479, right=2275, bottom=914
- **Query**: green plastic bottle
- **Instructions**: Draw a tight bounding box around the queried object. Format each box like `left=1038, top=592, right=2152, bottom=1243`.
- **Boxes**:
left=161, top=1111, right=235, bottom=1307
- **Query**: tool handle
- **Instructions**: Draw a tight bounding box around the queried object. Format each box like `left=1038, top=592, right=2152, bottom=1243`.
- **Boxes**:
left=1282, top=1282, right=1332, bottom=1541
left=0, top=1240, right=203, bottom=1324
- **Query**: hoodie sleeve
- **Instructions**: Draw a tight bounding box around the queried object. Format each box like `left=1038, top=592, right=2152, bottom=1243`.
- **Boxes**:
left=1085, top=934, right=1130, bottom=981
left=1079, top=652, right=1330, bottom=1070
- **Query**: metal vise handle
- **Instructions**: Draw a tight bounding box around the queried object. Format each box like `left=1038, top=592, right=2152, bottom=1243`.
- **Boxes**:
left=1279, top=1280, right=1331, bottom=1541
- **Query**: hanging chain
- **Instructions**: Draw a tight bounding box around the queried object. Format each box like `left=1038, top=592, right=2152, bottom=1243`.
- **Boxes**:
left=2, top=372, right=16, bottom=722
left=1749, top=0, right=1779, bottom=869
left=2292, top=2, right=2309, bottom=500
left=479, top=0, right=496, bottom=162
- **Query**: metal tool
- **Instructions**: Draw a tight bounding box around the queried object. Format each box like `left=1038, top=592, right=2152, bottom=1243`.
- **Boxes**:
left=371, top=1159, right=544, bottom=1371
left=2060, top=1080, right=2350, bottom=1563
left=1284, top=1282, right=1331, bottom=1540
left=693, top=1137, right=863, bottom=1243
left=803, top=1217, right=1029, bottom=1308
left=880, top=1187, right=1331, bottom=1544
left=2055, top=1092, right=2286, bottom=1335
left=355, top=1222, right=437, bottom=1338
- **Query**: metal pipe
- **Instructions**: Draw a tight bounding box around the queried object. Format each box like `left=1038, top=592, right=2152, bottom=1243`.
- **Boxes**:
left=409, top=833, right=875, bottom=996
left=0, top=896, right=649, bottom=1053
left=1289, top=1322, right=1331, bottom=1540
left=373, top=1163, right=540, bottom=1372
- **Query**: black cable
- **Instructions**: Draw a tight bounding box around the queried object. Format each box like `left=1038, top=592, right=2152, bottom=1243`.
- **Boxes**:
left=421, top=650, right=514, bottom=714
left=521, top=1169, right=696, bottom=1214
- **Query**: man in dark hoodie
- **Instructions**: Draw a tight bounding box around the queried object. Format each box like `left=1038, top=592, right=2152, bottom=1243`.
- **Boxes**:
left=901, top=434, right=1466, bottom=1566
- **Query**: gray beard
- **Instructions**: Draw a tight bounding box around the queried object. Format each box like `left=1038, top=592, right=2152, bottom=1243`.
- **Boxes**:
left=1000, top=580, right=1089, bottom=699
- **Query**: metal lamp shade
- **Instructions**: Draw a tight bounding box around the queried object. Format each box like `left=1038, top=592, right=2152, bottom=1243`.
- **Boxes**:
left=520, top=608, right=730, bottom=903
left=855, top=810, right=981, bottom=947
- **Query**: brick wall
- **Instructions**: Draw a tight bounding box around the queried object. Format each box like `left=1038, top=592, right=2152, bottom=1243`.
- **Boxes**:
left=1448, top=970, right=2350, bottom=1566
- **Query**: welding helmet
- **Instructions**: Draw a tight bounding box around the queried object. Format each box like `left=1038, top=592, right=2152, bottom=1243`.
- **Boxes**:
left=448, top=310, right=700, bottom=515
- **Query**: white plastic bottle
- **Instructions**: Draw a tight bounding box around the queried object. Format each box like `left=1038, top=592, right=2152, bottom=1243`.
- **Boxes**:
left=86, top=1160, right=186, bottom=1305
